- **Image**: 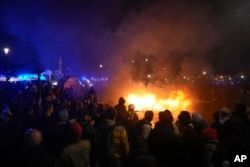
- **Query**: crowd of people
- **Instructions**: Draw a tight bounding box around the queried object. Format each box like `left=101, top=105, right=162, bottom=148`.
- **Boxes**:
left=0, top=80, right=250, bottom=167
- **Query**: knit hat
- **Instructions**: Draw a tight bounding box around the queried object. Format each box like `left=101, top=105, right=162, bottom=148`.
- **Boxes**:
left=202, top=128, right=217, bottom=140
left=68, top=122, right=82, bottom=141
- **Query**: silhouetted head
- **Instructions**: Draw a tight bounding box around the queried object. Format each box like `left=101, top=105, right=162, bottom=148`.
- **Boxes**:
left=219, top=108, right=231, bottom=118
left=233, top=103, right=247, bottom=120
left=106, top=107, right=117, bottom=121
left=178, top=110, right=192, bottom=126
left=128, top=104, right=135, bottom=111
left=68, top=122, right=83, bottom=141
left=192, top=112, right=203, bottom=122
left=144, top=110, right=154, bottom=122
left=158, top=112, right=165, bottom=122
left=118, top=97, right=126, bottom=105
left=23, top=128, right=42, bottom=147
left=212, top=110, right=220, bottom=122
left=164, top=109, right=174, bottom=123
left=57, top=109, right=68, bottom=122
left=42, top=101, right=54, bottom=116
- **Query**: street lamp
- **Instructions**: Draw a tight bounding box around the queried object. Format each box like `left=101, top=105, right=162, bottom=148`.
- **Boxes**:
left=3, top=47, right=10, bottom=55
left=2, top=47, right=10, bottom=81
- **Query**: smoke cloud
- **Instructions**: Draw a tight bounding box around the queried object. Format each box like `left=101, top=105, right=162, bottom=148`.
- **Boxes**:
left=98, top=0, right=218, bottom=103
left=1, top=0, right=250, bottom=105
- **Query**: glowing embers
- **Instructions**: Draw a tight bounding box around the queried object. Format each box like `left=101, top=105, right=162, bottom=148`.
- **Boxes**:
left=126, top=90, right=192, bottom=119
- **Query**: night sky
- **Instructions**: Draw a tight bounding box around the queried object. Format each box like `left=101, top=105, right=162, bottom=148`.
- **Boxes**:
left=1, top=0, right=250, bottom=80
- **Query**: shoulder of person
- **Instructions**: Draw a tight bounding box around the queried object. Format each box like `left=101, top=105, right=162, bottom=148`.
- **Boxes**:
left=113, top=124, right=126, bottom=131
left=79, top=139, right=91, bottom=147
left=142, top=123, right=151, bottom=129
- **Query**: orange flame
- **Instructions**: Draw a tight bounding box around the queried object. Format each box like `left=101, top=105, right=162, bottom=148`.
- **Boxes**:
left=126, top=90, right=192, bottom=120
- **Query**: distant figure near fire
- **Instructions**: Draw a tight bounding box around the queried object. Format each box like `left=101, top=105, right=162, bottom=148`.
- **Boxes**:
left=115, top=97, right=127, bottom=126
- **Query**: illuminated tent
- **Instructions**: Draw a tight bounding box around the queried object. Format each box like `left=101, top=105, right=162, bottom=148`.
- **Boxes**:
left=64, top=77, right=86, bottom=98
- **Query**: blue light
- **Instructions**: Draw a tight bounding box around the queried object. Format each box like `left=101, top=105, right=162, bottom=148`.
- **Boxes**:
left=17, top=73, right=46, bottom=81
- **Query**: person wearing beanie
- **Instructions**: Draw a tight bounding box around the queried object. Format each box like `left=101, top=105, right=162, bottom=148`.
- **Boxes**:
left=67, top=121, right=82, bottom=141
left=59, top=122, right=90, bottom=167
left=202, top=128, right=218, bottom=141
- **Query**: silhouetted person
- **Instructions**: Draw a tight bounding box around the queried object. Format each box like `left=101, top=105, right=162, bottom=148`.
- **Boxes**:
left=80, top=113, right=97, bottom=167
left=129, top=110, right=154, bottom=160
left=125, top=104, right=139, bottom=134
left=114, top=97, right=127, bottom=126
left=97, top=107, right=129, bottom=167
left=192, top=112, right=209, bottom=139
left=38, top=102, right=58, bottom=155
left=17, top=128, right=57, bottom=167
left=200, top=128, right=222, bottom=167
left=59, top=122, right=90, bottom=167
left=148, top=110, right=179, bottom=167
left=176, top=110, right=201, bottom=167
